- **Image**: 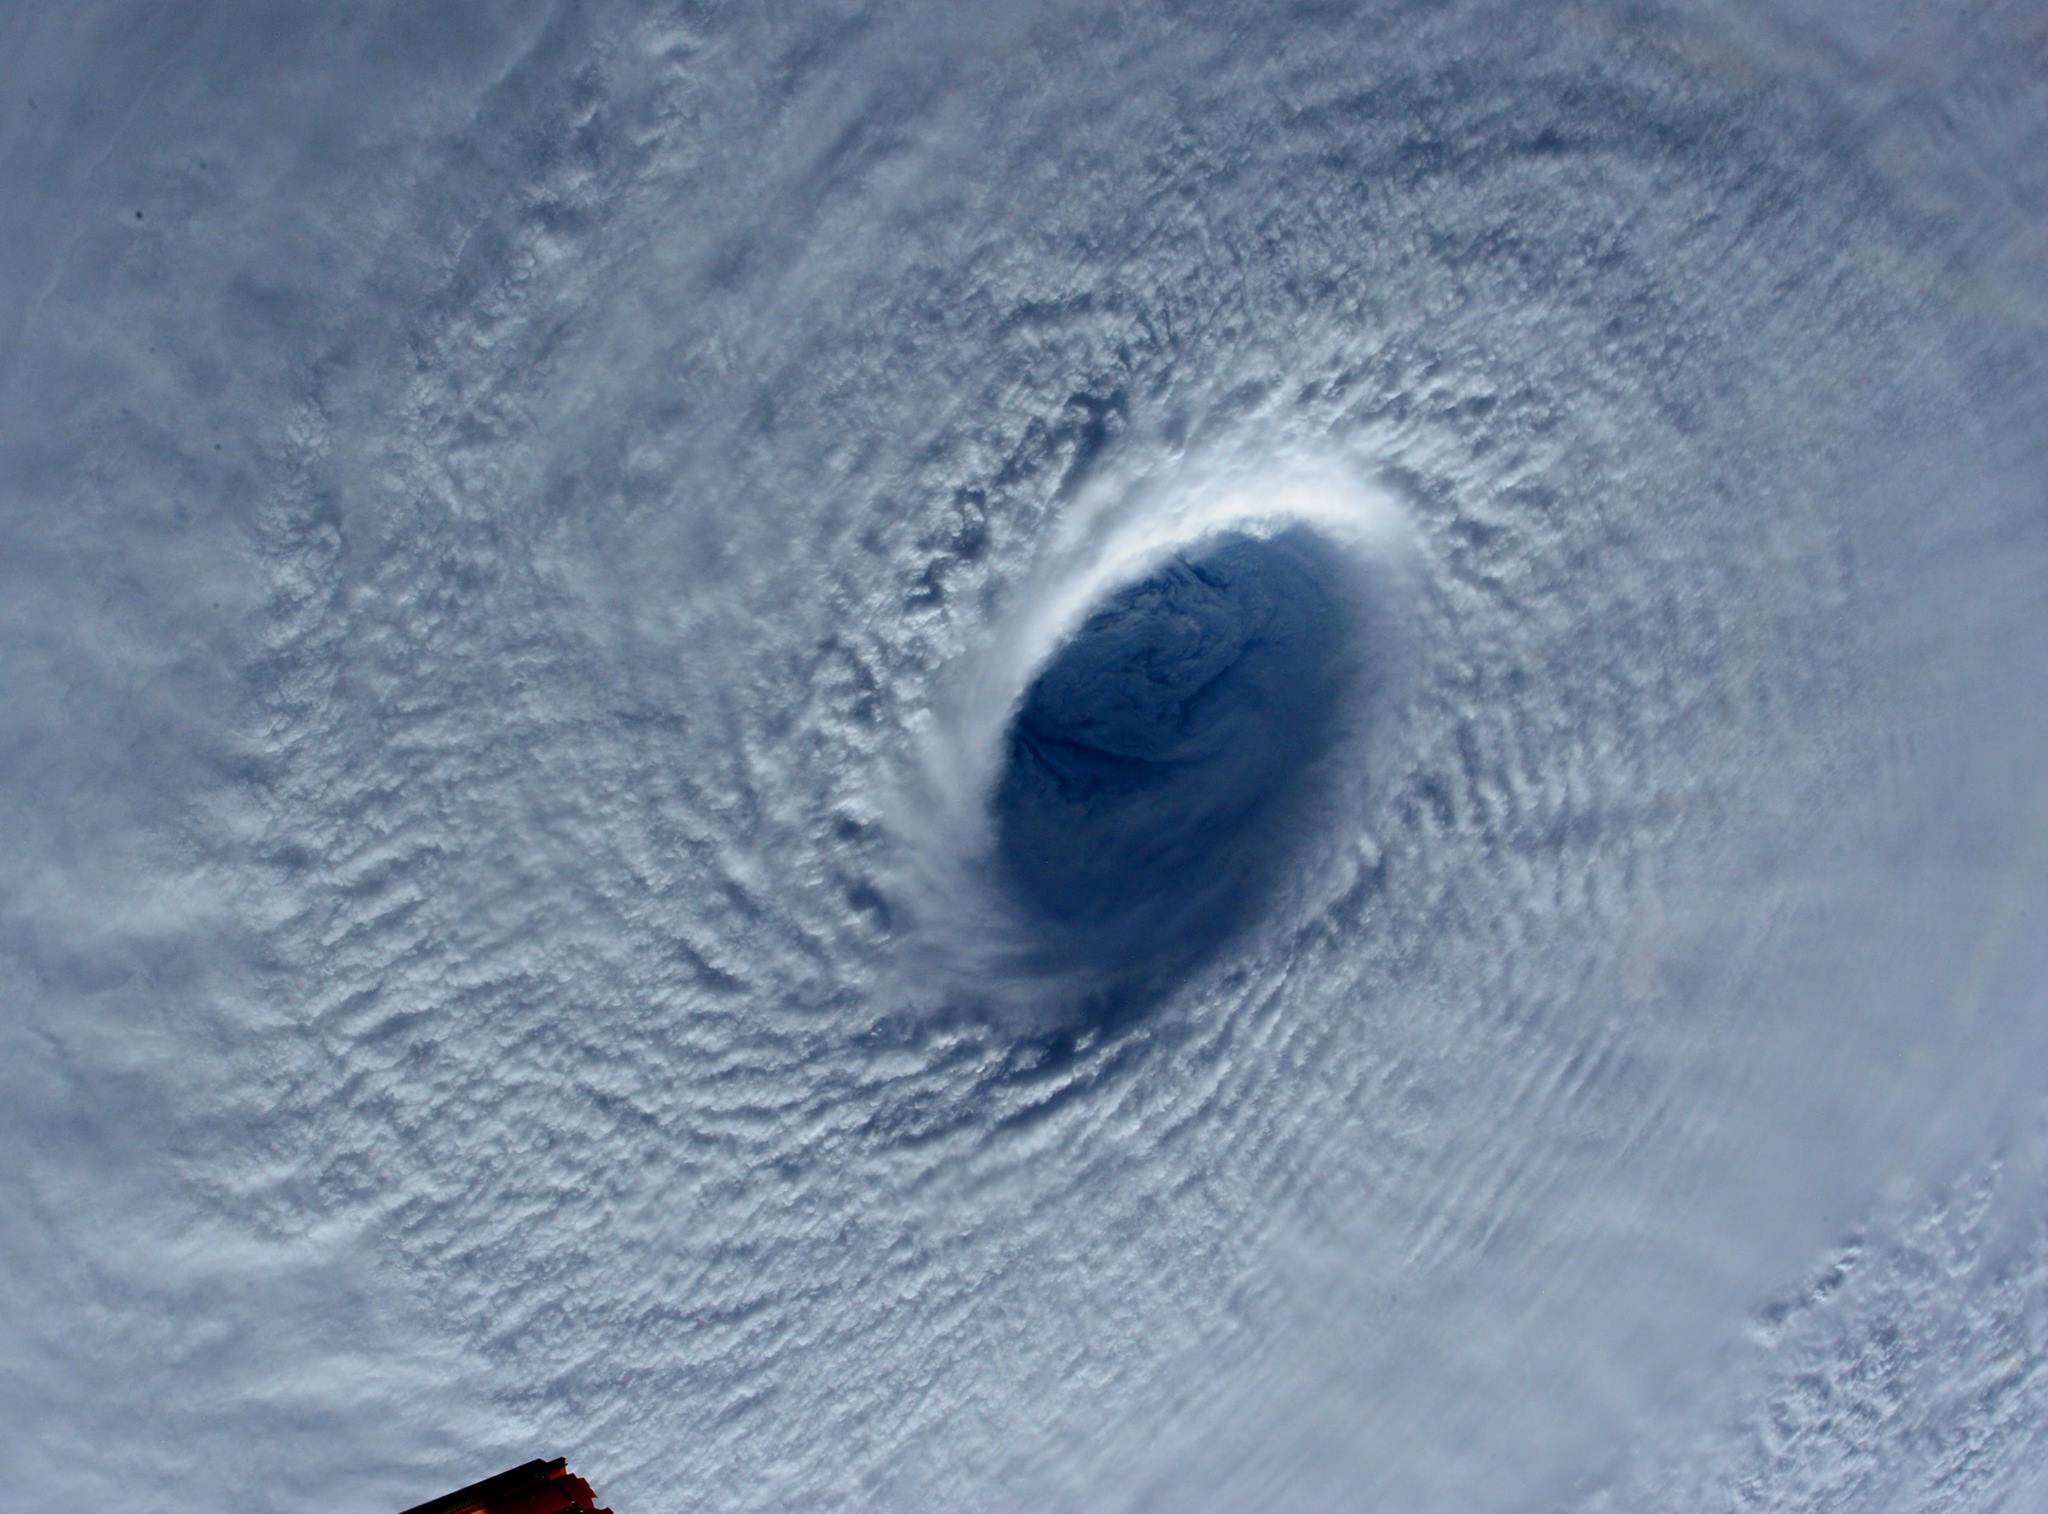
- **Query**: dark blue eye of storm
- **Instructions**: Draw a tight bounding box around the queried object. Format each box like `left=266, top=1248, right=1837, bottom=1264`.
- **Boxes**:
left=992, top=525, right=1357, bottom=938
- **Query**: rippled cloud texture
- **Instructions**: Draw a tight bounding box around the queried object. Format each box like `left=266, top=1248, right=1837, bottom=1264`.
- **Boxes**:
left=5, top=3, right=2047, bottom=1509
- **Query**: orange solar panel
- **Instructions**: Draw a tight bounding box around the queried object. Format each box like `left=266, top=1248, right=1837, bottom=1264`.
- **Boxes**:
left=399, top=1457, right=613, bottom=1514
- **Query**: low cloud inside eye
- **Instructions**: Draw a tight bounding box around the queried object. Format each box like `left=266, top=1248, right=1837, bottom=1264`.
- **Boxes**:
left=989, top=524, right=1364, bottom=1015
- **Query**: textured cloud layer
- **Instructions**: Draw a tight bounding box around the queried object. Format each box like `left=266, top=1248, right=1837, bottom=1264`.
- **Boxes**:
left=4, top=2, right=2046, bottom=1510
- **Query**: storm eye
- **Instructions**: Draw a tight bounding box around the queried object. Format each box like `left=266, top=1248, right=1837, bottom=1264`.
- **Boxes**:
left=991, top=525, right=1358, bottom=938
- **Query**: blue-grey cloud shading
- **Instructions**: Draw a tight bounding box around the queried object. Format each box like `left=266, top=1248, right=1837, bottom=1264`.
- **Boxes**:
left=992, top=528, right=1362, bottom=1013
left=3, top=2, right=2047, bottom=1511
left=1000, top=528, right=1352, bottom=921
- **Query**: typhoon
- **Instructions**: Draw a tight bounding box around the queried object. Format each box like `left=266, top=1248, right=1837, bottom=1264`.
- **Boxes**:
left=3, top=2, right=2047, bottom=1511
